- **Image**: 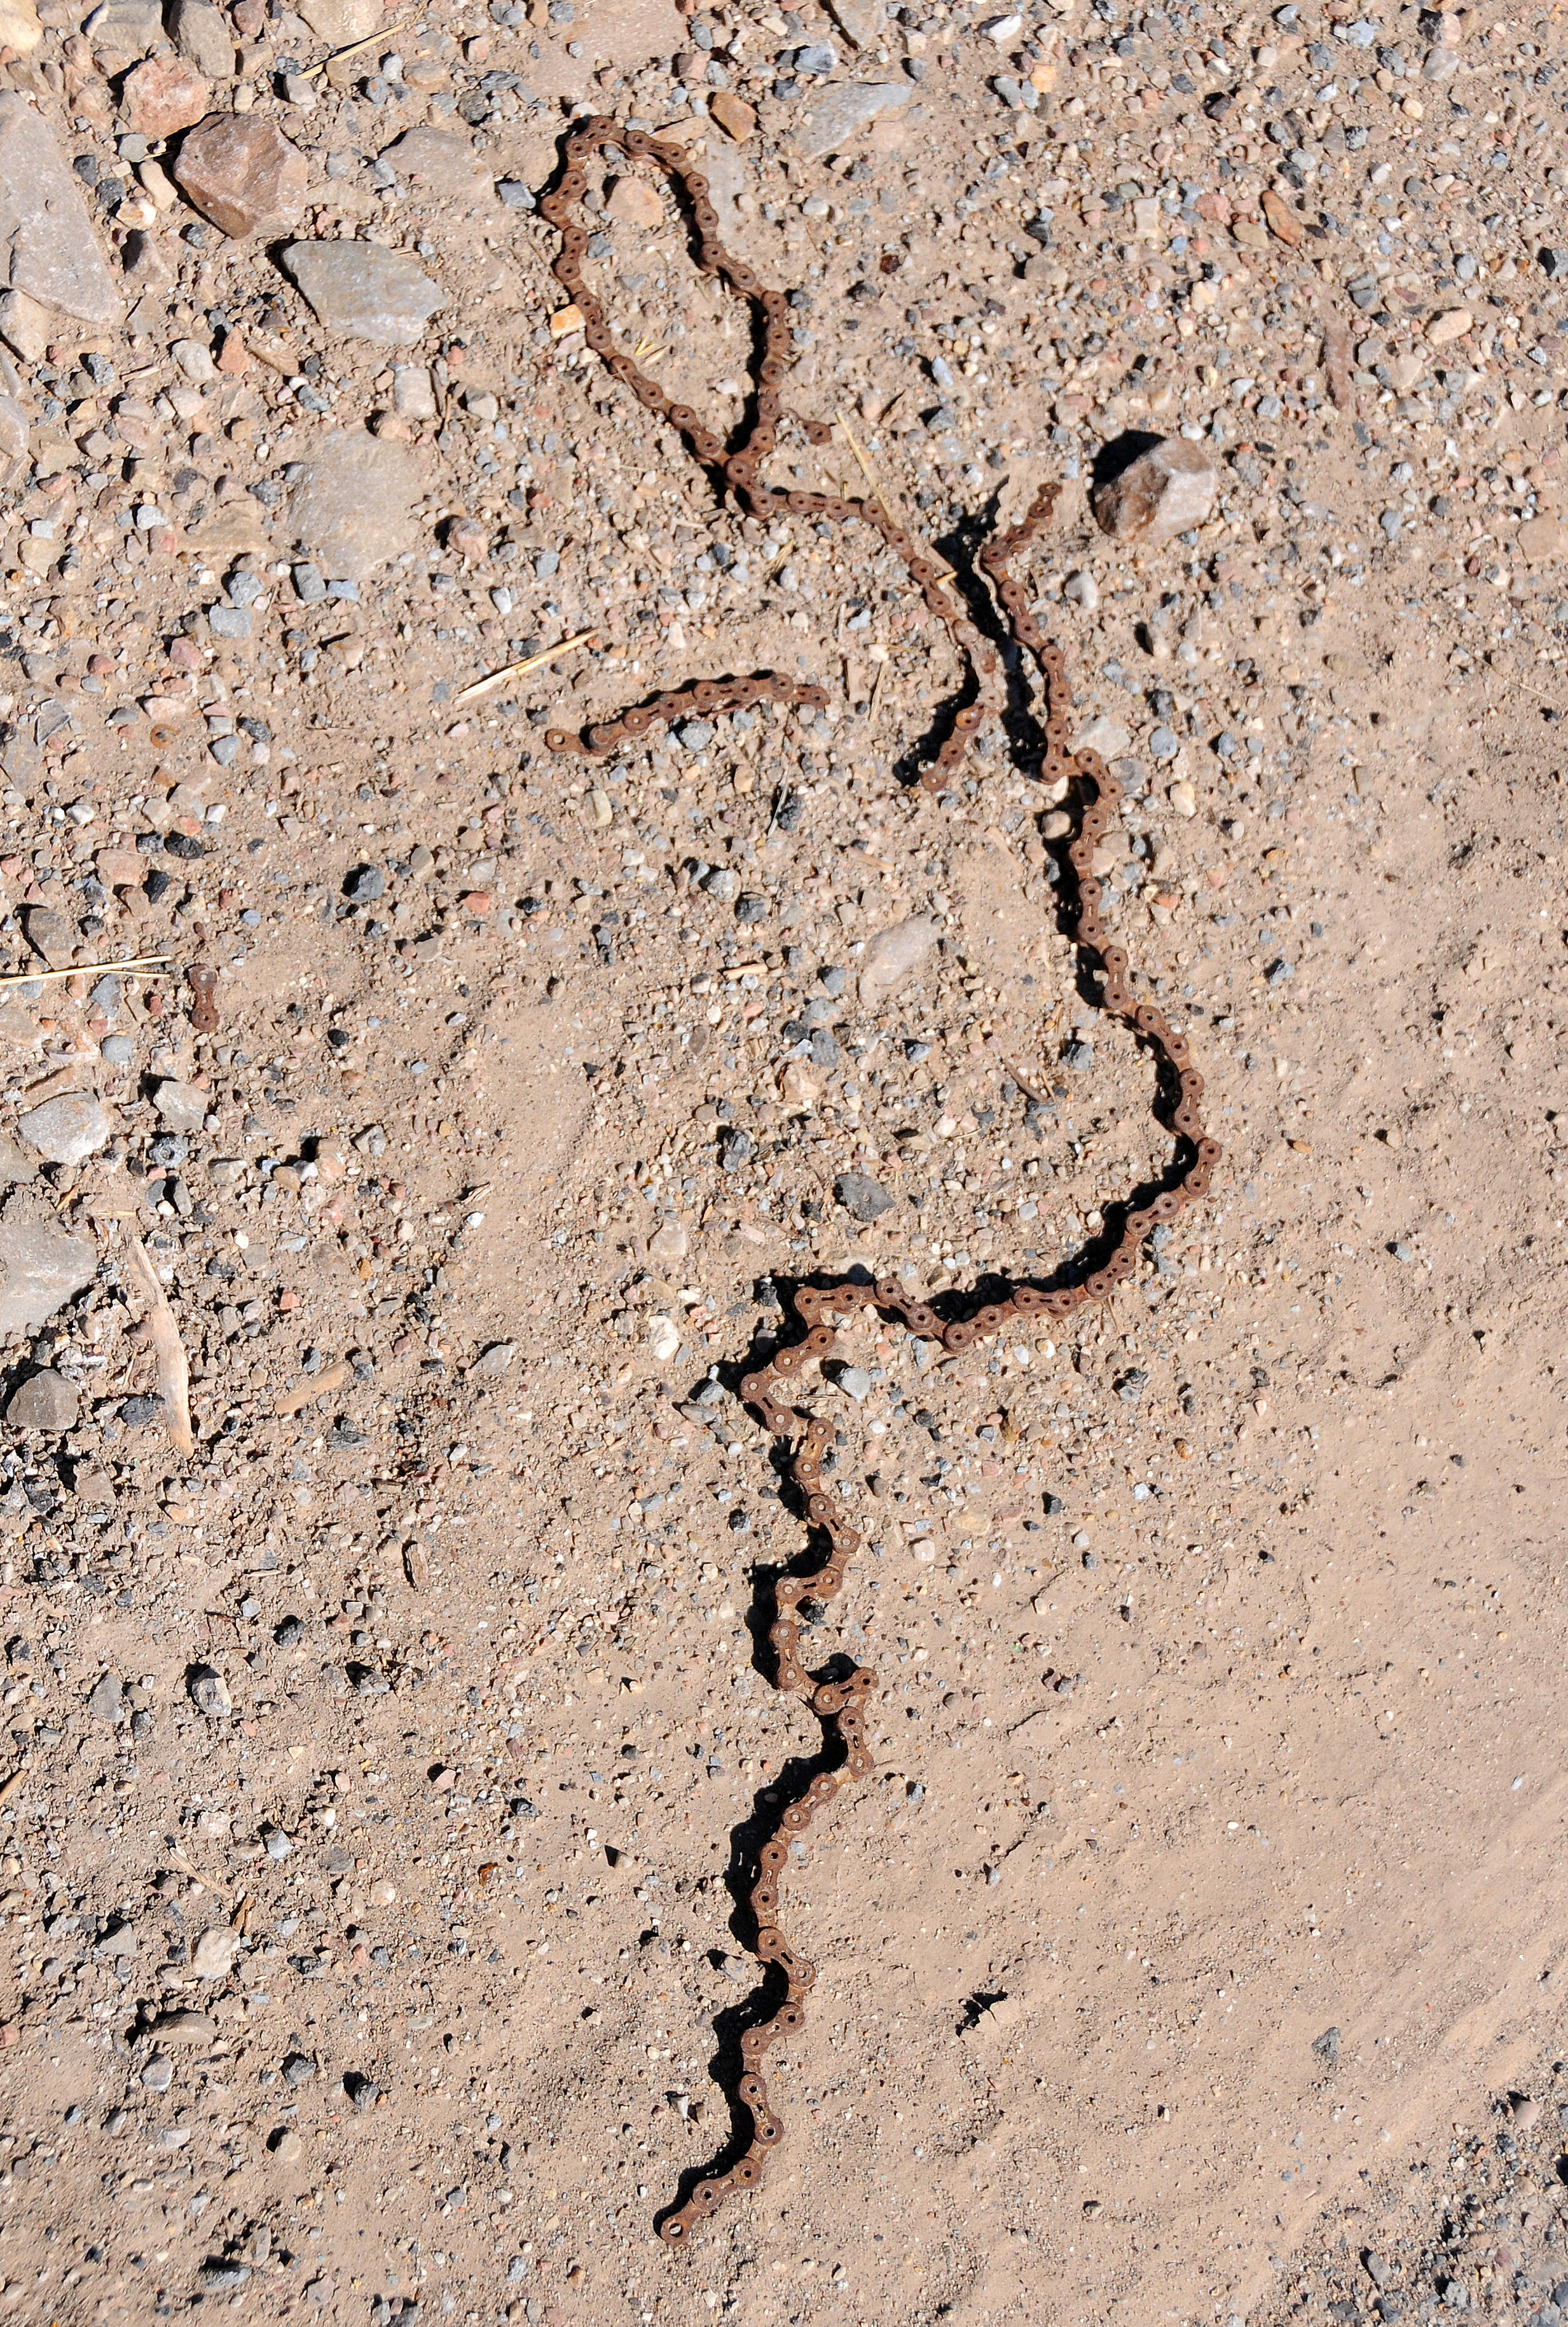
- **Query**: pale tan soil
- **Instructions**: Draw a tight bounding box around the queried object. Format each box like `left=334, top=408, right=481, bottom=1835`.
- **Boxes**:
left=0, top=1, right=1563, bottom=2324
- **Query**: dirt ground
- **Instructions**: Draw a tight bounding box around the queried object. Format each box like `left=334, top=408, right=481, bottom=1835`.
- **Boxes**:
left=0, top=0, right=1564, bottom=2322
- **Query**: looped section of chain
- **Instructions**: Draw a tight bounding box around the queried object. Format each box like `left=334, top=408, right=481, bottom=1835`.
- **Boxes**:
left=541, top=115, right=1220, bottom=2251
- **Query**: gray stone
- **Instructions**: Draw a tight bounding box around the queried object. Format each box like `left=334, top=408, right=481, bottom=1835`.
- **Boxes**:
left=81, top=0, right=162, bottom=40
left=187, top=1664, right=232, bottom=1717
left=8, top=1368, right=79, bottom=1433
left=1312, top=2024, right=1341, bottom=2068
left=472, top=1341, right=515, bottom=1376
left=281, top=2050, right=316, bottom=2085
left=0, top=1189, right=97, bottom=1332
left=208, top=605, right=251, bottom=639
left=0, top=93, right=121, bottom=324
left=378, top=124, right=490, bottom=205
left=826, top=0, right=885, bottom=45
left=152, top=1079, right=210, bottom=1133
left=197, top=2261, right=250, bottom=2292
left=0, top=1131, right=37, bottom=1188
left=296, top=0, right=379, bottom=39
left=86, top=1669, right=123, bottom=1723
left=288, top=429, right=427, bottom=581
left=168, top=0, right=235, bottom=78
left=100, top=1034, right=134, bottom=1068
left=280, top=241, right=444, bottom=347
left=292, top=561, right=327, bottom=602
left=792, top=78, right=914, bottom=159
left=140, top=2052, right=174, bottom=2092
left=834, top=1171, right=895, bottom=1223
left=1091, top=436, right=1218, bottom=545
left=17, top=1092, right=111, bottom=1164
left=833, top=1364, right=873, bottom=1400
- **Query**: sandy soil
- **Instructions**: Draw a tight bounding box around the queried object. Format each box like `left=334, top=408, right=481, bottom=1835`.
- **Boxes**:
left=0, top=0, right=1564, bottom=2323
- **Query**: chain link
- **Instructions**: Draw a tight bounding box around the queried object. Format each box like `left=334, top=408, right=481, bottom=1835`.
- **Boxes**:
left=543, top=117, right=1220, bottom=2249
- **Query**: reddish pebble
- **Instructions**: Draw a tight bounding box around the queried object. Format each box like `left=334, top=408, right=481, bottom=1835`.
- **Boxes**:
left=121, top=55, right=212, bottom=137
left=170, top=639, right=203, bottom=672
left=460, top=890, right=493, bottom=918
left=278, top=1290, right=299, bottom=1311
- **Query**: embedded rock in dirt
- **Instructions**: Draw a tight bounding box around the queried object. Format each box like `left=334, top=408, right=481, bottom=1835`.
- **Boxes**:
left=834, top=1171, right=895, bottom=1224
left=152, top=1079, right=210, bottom=1133
left=168, top=0, right=235, bottom=78
left=858, top=915, right=939, bottom=1008
left=173, top=114, right=307, bottom=239
left=1091, top=437, right=1218, bottom=544
left=606, top=173, right=664, bottom=230
left=280, top=242, right=444, bottom=347
left=22, top=902, right=74, bottom=965
left=827, top=0, right=886, bottom=45
left=0, top=1133, right=38, bottom=1189
left=297, top=0, right=380, bottom=39
left=0, top=1189, right=97, bottom=1333
left=0, top=93, right=120, bottom=323
left=81, top=0, right=160, bottom=43
left=6, top=1367, right=79, bottom=1433
left=0, top=0, right=41, bottom=54
left=287, top=429, right=428, bottom=580
left=378, top=125, right=491, bottom=207
left=17, top=1092, right=111, bottom=1165
left=793, top=78, right=914, bottom=160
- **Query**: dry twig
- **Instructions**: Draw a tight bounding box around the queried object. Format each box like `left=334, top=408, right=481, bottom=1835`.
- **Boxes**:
left=454, top=630, right=597, bottom=704
left=0, top=953, right=172, bottom=990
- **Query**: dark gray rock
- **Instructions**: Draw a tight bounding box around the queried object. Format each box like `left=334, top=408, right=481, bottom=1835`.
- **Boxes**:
left=834, top=1171, right=894, bottom=1223
left=7, top=1368, right=79, bottom=1432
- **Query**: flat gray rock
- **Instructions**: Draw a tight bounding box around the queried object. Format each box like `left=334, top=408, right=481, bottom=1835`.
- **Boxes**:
left=0, top=1130, right=38, bottom=1189
left=0, top=1188, right=97, bottom=1334
left=280, top=240, right=444, bottom=347
left=792, top=78, right=913, bottom=160
left=378, top=125, right=490, bottom=205
left=18, top=1091, right=110, bottom=1164
left=152, top=1078, right=209, bottom=1133
left=81, top=0, right=162, bottom=43
left=168, top=0, right=235, bottom=77
left=86, top=1669, right=124, bottom=1722
left=0, top=92, right=121, bottom=323
left=287, top=428, right=429, bottom=581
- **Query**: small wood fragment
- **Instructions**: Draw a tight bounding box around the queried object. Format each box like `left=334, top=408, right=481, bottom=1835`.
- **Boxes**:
left=125, top=1234, right=195, bottom=1456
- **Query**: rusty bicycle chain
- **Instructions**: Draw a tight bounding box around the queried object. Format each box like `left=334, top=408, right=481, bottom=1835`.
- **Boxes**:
left=542, top=116, right=1221, bottom=2249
